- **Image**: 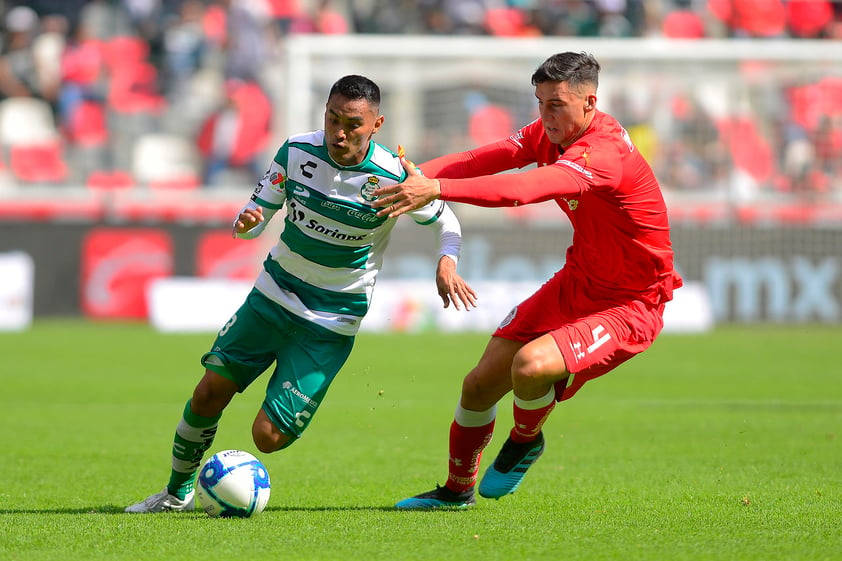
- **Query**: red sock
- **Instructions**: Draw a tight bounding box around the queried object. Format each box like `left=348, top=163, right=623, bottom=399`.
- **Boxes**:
left=510, top=400, right=555, bottom=443
left=446, top=419, right=494, bottom=493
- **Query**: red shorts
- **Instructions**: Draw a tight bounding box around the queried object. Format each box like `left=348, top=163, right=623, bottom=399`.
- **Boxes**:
left=494, top=269, right=665, bottom=401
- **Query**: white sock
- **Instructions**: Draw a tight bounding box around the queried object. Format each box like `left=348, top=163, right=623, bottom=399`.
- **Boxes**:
left=513, top=386, right=555, bottom=410
left=454, top=402, right=496, bottom=427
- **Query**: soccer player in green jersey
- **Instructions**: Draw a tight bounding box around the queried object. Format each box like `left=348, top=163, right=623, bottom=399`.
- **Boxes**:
left=126, top=75, right=477, bottom=513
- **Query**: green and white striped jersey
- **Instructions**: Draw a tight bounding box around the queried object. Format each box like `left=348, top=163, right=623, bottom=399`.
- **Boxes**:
left=237, top=130, right=462, bottom=336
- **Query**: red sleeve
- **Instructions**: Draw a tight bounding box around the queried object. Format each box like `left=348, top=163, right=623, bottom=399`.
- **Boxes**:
left=420, top=119, right=547, bottom=179
left=438, top=162, right=589, bottom=207
left=419, top=139, right=521, bottom=179
left=421, top=119, right=592, bottom=207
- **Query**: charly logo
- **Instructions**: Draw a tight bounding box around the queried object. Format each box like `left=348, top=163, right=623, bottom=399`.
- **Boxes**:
left=361, top=176, right=379, bottom=202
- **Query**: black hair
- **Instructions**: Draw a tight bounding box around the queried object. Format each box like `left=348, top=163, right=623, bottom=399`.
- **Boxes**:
left=531, top=52, right=600, bottom=91
left=328, top=75, right=381, bottom=108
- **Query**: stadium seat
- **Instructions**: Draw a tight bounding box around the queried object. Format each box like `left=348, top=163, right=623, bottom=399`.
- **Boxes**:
left=131, top=133, right=202, bottom=187
left=0, top=97, right=60, bottom=146
left=102, top=35, right=149, bottom=72
left=107, top=62, right=166, bottom=114
left=64, top=100, right=108, bottom=147
left=9, top=142, right=68, bottom=184
left=785, top=0, right=833, bottom=38
left=662, top=10, right=706, bottom=38
left=715, top=116, right=775, bottom=185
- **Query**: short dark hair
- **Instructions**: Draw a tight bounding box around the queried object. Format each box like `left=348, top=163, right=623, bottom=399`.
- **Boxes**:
left=328, top=75, right=381, bottom=108
left=531, top=52, right=600, bottom=91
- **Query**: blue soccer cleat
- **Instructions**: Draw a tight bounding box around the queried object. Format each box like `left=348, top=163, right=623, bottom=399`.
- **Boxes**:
left=478, top=432, right=545, bottom=499
left=394, top=484, right=476, bottom=510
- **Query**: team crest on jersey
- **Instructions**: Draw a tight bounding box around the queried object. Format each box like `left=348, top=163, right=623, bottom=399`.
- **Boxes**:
left=361, top=176, right=380, bottom=202
left=563, top=198, right=579, bottom=211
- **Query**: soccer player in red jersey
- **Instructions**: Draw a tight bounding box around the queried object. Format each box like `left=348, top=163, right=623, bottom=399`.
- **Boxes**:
left=373, top=52, right=683, bottom=509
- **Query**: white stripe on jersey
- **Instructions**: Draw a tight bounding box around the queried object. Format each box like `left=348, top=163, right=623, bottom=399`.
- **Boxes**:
left=241, top=130, right=455, bottom=335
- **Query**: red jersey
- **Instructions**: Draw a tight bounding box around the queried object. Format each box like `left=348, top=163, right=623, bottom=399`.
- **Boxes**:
left=421, top=111, right=682, bottom=306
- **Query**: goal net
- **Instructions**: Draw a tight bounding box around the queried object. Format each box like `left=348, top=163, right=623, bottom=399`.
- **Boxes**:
left=269, top=36, right=842, bottom=325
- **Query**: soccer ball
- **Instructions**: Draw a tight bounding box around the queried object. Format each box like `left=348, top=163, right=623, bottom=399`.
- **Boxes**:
left=196, top=450, right=271, bottom=518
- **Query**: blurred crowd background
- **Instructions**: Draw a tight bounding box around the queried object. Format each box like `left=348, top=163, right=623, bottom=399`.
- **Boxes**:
left=0, top=0, right=840, bottom=198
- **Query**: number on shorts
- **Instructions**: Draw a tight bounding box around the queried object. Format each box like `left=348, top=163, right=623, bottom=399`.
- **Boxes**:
left=218, top=314, right=238, bottom=337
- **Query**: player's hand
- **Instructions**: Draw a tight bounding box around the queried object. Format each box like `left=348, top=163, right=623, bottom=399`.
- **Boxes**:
left=232, top=206, right=264, bottom=238
left=373, top=146, right=441, bottom=218
left=435, top=256, right=477, bottom=311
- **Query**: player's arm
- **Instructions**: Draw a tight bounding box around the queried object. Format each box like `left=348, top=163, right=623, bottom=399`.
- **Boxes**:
left=430, top=203, right=477, bottom=311
left=420, top=139, right=522, bottom=179
left=404, top=190, right=477, bottom=311
left=375, top=157, right=588, bottom=217
left=233, top=160, right=287, bottom=239
left=232, top=202, right=268, bottom=239
left=438, top=163, right=587, bottom=207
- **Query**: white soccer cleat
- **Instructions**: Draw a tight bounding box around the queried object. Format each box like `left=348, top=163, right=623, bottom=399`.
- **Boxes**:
left=124, top=487, right=195, bottom=513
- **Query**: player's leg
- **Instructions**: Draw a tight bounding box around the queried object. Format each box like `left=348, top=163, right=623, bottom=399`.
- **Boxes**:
left=124, top=371, right=238, bottom=513
left=252, top=408, right=292, bottom=453
left=472, top=273, right=571, bottom=500
left=126, top=289, right=276, bottom=513
left=480, top=299, right=666, bottom=500
left=253, top=313, right=354, bottom=453
left=478, top=334, right=566, bottom=499
left=394, top=336, right=520, bottom=509
left=169, top=371, right=239, bottom=492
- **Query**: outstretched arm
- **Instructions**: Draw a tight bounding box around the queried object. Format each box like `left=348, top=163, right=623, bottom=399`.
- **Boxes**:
left=376, top=152, right=589, bottom=213
left=372, top=157, right=441, bottom=218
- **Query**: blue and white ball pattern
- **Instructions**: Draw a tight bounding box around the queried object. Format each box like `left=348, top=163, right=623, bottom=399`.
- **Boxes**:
left=197, top=450, right=271, bottom=518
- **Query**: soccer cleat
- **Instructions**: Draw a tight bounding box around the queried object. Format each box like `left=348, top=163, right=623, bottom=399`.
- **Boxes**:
left=478, top=432, right=545, bottom=499
left=394, top=484, right=476, bottom=510
left=124, top=487, right=195, bottom=513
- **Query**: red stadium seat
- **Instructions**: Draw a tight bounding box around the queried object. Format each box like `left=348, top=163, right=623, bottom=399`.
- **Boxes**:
left=64, top=100, right=108, bottom=146
left=102, top=35, right=149, bottom=71
left=9, top=142, right=68, bottom=184
left=107, top=63, right=165, bottom=114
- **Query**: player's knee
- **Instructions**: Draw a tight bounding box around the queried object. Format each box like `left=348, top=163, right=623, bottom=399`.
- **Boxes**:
left=251, top=415, right=292, bottom=453
left=511, top=344, right=562, bottom=384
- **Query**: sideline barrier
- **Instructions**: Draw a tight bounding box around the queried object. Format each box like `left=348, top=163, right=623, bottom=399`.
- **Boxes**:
left=147, top=277, right=712, bottom=334
left=0, top=251, right=34, bottom=331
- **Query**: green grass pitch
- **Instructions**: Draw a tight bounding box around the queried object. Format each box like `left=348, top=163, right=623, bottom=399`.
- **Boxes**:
left=1, top=320, right=840, bottom=561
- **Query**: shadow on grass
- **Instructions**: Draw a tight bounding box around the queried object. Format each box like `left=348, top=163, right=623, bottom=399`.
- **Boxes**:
left=0, top=505, right=423, bottom=515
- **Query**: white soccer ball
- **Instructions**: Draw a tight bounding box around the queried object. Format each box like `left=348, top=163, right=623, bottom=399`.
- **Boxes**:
left=196, top=449, right=271, bottom=518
